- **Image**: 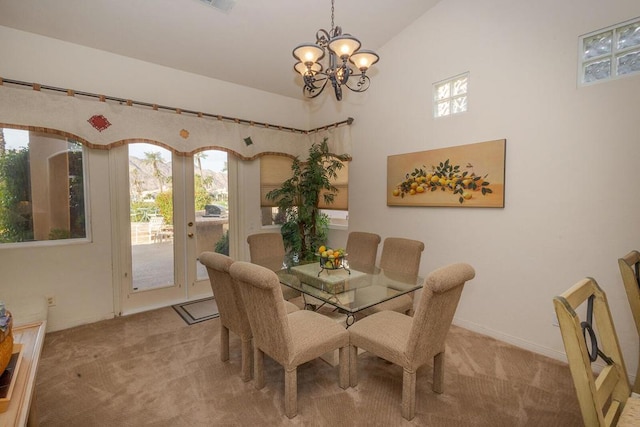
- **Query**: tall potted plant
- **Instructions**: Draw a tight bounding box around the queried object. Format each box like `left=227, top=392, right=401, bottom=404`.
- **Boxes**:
left=266, top=138, right=348, bottom=261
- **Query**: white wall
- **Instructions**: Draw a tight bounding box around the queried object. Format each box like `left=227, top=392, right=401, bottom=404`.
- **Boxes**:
left=0, top=26, right=309, bottom=331
left=328, top=0, right=640, bottom=376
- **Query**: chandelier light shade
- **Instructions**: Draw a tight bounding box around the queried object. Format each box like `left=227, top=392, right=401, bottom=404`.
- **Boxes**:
left=292, top=0, right=380, bottom=101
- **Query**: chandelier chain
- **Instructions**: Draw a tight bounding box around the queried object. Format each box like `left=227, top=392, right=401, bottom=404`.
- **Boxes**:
left=330, top=0, right=335, bottom=34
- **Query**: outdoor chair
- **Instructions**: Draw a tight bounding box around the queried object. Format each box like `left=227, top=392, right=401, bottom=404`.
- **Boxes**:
left=349, top=262, right=475, bottom=420
left=554, top=277, right=640, bottom=426
left=199, top=251, right=299, bottom=381
left=247, top=232, right=301, bottom=301
left=229, top=261, right=349, bottom=418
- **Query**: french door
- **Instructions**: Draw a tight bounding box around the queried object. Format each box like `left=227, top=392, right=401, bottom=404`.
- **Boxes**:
left=111, top=143, right=232, bottom=315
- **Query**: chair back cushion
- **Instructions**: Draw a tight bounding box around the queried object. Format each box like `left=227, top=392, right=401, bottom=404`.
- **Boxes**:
left=345, top=232, right=381, bottom=273
left=407, top=263, right=475, bottom=366
left=247, top=233, right=286, bottom=271
left=380, top=237, right=425, bottom=279
left=230, top=261, right=292, bottom=364
left=199, top=252, right=251, bottom=338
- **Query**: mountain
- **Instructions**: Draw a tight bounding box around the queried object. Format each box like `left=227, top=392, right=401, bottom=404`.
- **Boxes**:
left=128, top=156, right=228, bottom=199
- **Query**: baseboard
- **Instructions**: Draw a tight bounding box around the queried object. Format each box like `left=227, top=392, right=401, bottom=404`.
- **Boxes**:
left=452, top=317, right=568, bottom=363
left=452, top=317, right=639, bottom=385
left=48, top=311, right=115, bottom=333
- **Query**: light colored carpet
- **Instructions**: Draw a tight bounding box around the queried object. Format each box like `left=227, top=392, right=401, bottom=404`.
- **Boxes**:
left=34, top=307, right=583, bottom=426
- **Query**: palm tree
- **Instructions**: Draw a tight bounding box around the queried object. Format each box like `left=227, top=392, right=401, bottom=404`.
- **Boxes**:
left=131, top=169, right=143, bottom=201
left=194, top=152, right=207, bottom=178
left=194, top=152, right=214, bottom=191
left=143, top=151, right=165, bottom=193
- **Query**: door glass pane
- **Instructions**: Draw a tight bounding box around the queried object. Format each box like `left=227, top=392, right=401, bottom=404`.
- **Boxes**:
left=129, top=143, right=174, bottom=291
left=194, top=150, right=229, bottom=281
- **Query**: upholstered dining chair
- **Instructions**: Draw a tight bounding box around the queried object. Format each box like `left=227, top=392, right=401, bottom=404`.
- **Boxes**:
left=229, top=261, right=350, bottom=418
left=199, top=251, right=299, bottom=382
left=348, top=262, right=475, bottom=420
left=345, top=231, right=381, bottom=273
left=247, top=232, right=301, bottom=301
left=618, top=250, right=640, bottom=394
left=359, top=237, right=425, bottom=317
left=554, top=277, right=640, bottom=426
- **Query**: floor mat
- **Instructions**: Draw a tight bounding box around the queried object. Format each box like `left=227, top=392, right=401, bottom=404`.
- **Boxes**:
left=172, top=297, right=219, bottom=325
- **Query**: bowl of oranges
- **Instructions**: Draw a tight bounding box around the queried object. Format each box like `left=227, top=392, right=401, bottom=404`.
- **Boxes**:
left=317, top=246, right=347, bottom=270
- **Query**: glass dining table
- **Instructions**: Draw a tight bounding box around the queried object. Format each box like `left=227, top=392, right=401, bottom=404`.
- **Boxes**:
left=276, top=262, right=423, bottom=326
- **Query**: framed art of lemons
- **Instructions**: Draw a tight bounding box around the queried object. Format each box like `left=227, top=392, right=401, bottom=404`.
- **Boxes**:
left=387, top=139, right=506, bottom=208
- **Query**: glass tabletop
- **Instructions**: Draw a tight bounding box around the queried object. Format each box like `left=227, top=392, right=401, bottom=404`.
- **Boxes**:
left=277, top=262, right=423, bottom=315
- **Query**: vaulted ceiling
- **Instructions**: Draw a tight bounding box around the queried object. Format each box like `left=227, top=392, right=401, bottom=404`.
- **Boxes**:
left=0, top=0, right=441, bottom=99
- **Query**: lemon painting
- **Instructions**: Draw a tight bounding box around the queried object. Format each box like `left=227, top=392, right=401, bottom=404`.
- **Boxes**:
left=387, top=139, right=505, bottom=208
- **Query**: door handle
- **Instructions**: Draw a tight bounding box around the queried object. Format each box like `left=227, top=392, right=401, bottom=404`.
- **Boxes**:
left=188, top=233, right=194, bottom=238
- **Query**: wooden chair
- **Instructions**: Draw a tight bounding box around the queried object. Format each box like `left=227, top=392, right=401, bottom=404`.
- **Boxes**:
left=345, top=231, right=381, bottom=273
left=359, top=237, right=425, bottom=317
left=553, top=277, right=640, bottom=426
left=199, top=251, right=299, bottom=381
left=229, top=261, right=349, bottom=418
left=349, top=262, right=475, bottom=420
left=246, top=232, right=301, bottom=301
left=619, top=250, right=640, bottom=394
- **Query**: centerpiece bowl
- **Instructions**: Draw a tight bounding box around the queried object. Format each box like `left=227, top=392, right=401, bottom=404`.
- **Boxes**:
left=0, top=307, right=14, bottom=374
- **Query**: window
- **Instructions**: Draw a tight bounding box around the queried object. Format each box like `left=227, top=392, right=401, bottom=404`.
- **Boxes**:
left=259, top=155, right=349, bottom=226
left=580, top=17, right=640, bottom=84
left=0, top=128, right=87, bottom=244
left=433, top=73, right=469, bottom=118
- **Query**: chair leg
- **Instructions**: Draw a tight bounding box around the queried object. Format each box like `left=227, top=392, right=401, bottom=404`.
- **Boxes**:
left=254, top=347, right=265, bottom=390
left=402, top=368, right=417, bottom=421
left=338, top=346, right=348, bottom=389
left=634, top=353, right=640, bottom=394
left=220, top=325, right=229, bottom=362
left=433, top=351, right=444, bottom=394
left=285, top=367, right=297, bottom=418
left=349, top=345, right=358, bottom=387
left=240, top=337, right=252, bottom=382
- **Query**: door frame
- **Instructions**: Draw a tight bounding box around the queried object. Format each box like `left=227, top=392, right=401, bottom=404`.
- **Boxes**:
left=111, top=145, right=237, bottom=316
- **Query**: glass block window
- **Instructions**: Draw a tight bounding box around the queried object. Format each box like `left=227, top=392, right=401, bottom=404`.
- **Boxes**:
left=434, top=73, right=469, bottom=118
left=580, top=17, right=640, bottom=84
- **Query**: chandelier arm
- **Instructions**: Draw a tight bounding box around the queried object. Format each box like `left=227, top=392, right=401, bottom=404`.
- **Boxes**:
left=303, top=77, right=330, bottom=99
left=316, top=29, right=331, bottom=47
left=303, top=73, right=328, bottom=91
left=343, top=74, right=371, bottom=93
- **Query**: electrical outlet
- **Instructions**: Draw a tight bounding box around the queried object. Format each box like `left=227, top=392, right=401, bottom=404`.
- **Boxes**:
left=46, top=296, right=56, bottom=307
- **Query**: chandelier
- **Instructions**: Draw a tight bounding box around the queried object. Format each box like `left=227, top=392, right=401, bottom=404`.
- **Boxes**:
left=292, top=0, right=380, bottom=101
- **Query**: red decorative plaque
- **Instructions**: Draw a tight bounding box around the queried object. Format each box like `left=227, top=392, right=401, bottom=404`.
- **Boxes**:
left=87, top=114, right=111, bottom=132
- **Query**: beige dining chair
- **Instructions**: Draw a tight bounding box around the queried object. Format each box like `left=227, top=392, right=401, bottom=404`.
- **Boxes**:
left=229, top=261, right=350, bottom=418
left=345, top=231, right=381, bottom=273
left=349, top=262, right=475, bottom=420
left=199, top=251, right=299, bottom=382
left=359, top=237, right=425, bottom=317
left=554, top=277, right=640, bottom=426
left=246, top=232, right=301, bottom=301
left=618, top=250, right=640, bottom=393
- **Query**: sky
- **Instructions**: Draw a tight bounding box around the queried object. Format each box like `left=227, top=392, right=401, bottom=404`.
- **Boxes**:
left=2, top=129, right=227, bottom=173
